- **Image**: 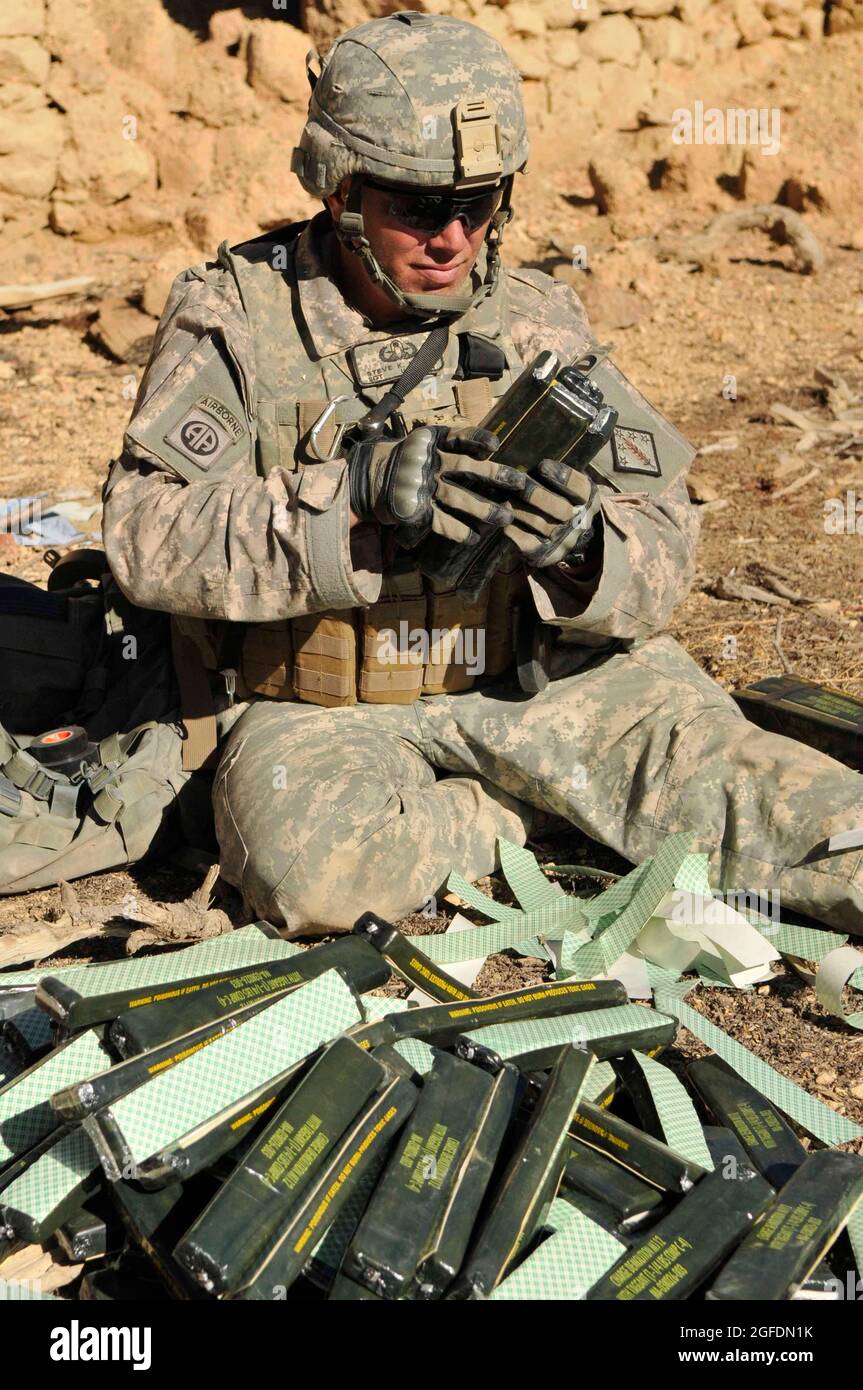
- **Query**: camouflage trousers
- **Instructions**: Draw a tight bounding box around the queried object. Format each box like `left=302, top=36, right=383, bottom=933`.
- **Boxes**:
left=213, top=633, right=863, bottom=937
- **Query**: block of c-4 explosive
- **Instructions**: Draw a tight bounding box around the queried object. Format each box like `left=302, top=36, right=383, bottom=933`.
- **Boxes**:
left=0, top=1127, right=101, bottom=1247
left=570, top=1101, right=706, bottom=1195
left=343, top=1045, right=519, bottom=1300
left=451, top=1045, right=595, bottom=1298
left=585, top=1136, right=774, bottom=1301
left=686, top=1054, right=808, bottom=1188
left=353, top=913, right=479, bottom=1002
left=563, top=1144, right=665, bottom=1231
left=1, top=1006, right=53, bottom=1065
left=230, top=1064, right=419, bottom=1300
left=82, top=971, right=362, bottom=1185
left=56, top=1196, right=124, bottom=1263
left=460, top=1004, right=676, bottom=1070
left=384, top=978, right=629, bottom=1049
left=706, top=1150, right=863, bottom=1301
left=52, top=993, right=286, bottom=1124
left=173, top=1036, right=388, bottom=1296
left=32, top=922, right=304, bottom=1029
left=108, top=936, right=390, bottom=1056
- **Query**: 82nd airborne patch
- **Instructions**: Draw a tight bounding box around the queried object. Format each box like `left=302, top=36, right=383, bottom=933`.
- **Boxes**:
left=164, top=395, right=246, bottom=470
left=610, top=425, right=661, bottom=477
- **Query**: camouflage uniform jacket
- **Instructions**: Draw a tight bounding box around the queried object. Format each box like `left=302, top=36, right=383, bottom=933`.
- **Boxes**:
left=103, top=212, right=699, bottom=659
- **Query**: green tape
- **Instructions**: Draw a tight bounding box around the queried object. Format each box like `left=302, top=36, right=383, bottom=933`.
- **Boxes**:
left=0, top=1031, right=108, bottom=1165
left=630, top=1051, right=713, bottom=1171
left=0, top=1127, right=97, bottom=1233
left=463, top=1004, right=673, bottom=1064
left=657, top=993, right=863, bottom=1148
left=596, top=831, right=694, bottom=967
left=490, top=1206, right=625, bottom=1301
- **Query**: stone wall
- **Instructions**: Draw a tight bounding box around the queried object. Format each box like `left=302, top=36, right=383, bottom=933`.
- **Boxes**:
left=0, top=0, right=848, bottom=254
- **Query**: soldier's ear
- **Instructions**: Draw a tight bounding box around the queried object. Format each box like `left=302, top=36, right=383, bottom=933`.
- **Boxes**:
left=325, top=177, right=352, bottom=221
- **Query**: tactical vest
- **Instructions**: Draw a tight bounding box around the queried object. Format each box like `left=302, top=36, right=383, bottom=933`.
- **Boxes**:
left=209, top=225, right=531, bottom=709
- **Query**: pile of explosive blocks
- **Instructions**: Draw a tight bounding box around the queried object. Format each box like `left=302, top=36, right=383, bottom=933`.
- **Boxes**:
left=0, top=910, right=861, bottom=1301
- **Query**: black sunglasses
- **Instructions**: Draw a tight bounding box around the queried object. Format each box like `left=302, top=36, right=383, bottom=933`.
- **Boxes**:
left=364, top=180, right=503, bottom=236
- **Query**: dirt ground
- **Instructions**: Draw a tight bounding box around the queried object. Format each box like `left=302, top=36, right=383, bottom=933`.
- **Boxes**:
left=1, top=24, right=862, bottom=1152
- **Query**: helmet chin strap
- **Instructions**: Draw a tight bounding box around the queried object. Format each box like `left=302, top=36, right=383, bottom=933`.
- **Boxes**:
left=334, top=176, right=514, bottom=321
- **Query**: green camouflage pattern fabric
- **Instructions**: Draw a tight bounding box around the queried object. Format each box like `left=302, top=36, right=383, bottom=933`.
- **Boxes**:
left=211, top=631, right=863, bottom=937
left=99, top=18, right=863, bottom=943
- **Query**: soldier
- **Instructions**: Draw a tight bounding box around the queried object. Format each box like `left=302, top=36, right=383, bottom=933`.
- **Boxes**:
left=98, top=10, right=862, bottom=937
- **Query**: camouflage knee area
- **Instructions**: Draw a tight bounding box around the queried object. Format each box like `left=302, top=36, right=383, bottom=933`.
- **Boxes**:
left=212, top=702, right=439, bottom=933
left=653, top=705, right=863, bottom=932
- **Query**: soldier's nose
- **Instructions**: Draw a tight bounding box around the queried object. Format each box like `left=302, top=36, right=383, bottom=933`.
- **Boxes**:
left=428, top=216, right=471, bottom=253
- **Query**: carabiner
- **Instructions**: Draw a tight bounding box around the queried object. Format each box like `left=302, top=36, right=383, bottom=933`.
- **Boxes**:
left=308, top=395, right=350, bottom=461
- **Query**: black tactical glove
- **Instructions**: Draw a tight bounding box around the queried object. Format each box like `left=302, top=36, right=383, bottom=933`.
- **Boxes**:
left=348, top=424, right=528, bottom=550
left=502, top=458, right=601, bottom=568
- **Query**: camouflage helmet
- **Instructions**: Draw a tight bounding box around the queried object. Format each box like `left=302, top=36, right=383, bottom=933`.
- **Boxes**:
left=290, top=10, right=529, bottom=320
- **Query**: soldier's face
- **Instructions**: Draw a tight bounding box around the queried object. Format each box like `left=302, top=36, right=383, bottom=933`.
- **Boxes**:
left=329, top=178, right=493, bottom=295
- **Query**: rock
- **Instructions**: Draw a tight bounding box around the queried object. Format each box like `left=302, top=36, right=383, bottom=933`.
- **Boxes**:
left=0, top=105, right=64, bottom=198
left=700, top=4, right=743, bottom=50
left=571, top=276, right=646, bottom=329
left=91, top=297, right=157, bottom=366
left=735, top=148, right=784, bottom=203
left=631, top=0, right=678, bottom=13
left=766, top=0, right=804, bottom=34
left=551, top=34, right=581, bottom=66
left=580, top=14, right=643, bottom=65
left=96, top=0, right=188, bottom=100
left=816, top=1069, right=837, bottom=1086
left=57, top=92, right=155, bottom=206
left=551, top=55, right=602, bottom=107
left=185, top=195, right=257, bottom=254
left=687, top=476, right=721, bottom=502
left=800, top=6, right=824, bottom=38
left=507, top=2, right=547, bottom=37
left=827, top=0, right=863, bottom=31
left=638, top=16, right=697, bottom=62
left=504, top=34, right=549, bottom=79
left=469, top=5, right=511, bottom=44
left=0, top=36, right=51, bottom=86
left=155, top=125, right=216, bottom=200
left=539, top=0, right=578, bottom=26
left=0, top=81, right=43, bottom=112
left=209, top=8, right=248, bottom=51
left=675, top=0, right=711, bottom=19
left=588, top=153, right=646, bottom=212
left=0, top=360, right=16, bottom=382
left=246, top=18, right=315, bottom=105
left=105, top=195, right=174, bottom=237
left=733, top=0, right=773, bottom=43
left=597, top=52, right=656, bottom=128
left=850, top=1083, right=863, bottom=1101
left=0, top=0, right=45, bottom=38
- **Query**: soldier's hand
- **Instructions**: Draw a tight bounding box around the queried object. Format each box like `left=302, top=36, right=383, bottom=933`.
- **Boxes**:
left=502, top=458, right=601, bottom=569
left=348, top=424, right=528, bottom=549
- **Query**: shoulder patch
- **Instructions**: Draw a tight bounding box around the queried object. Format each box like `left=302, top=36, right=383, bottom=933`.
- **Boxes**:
left=610, top=426, right=661, bottom=478
left=165, top=395, right=246, bottom=470
left=125, top=335, right=250, bottom=484
left=582, top=360, right=695, bottom=497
